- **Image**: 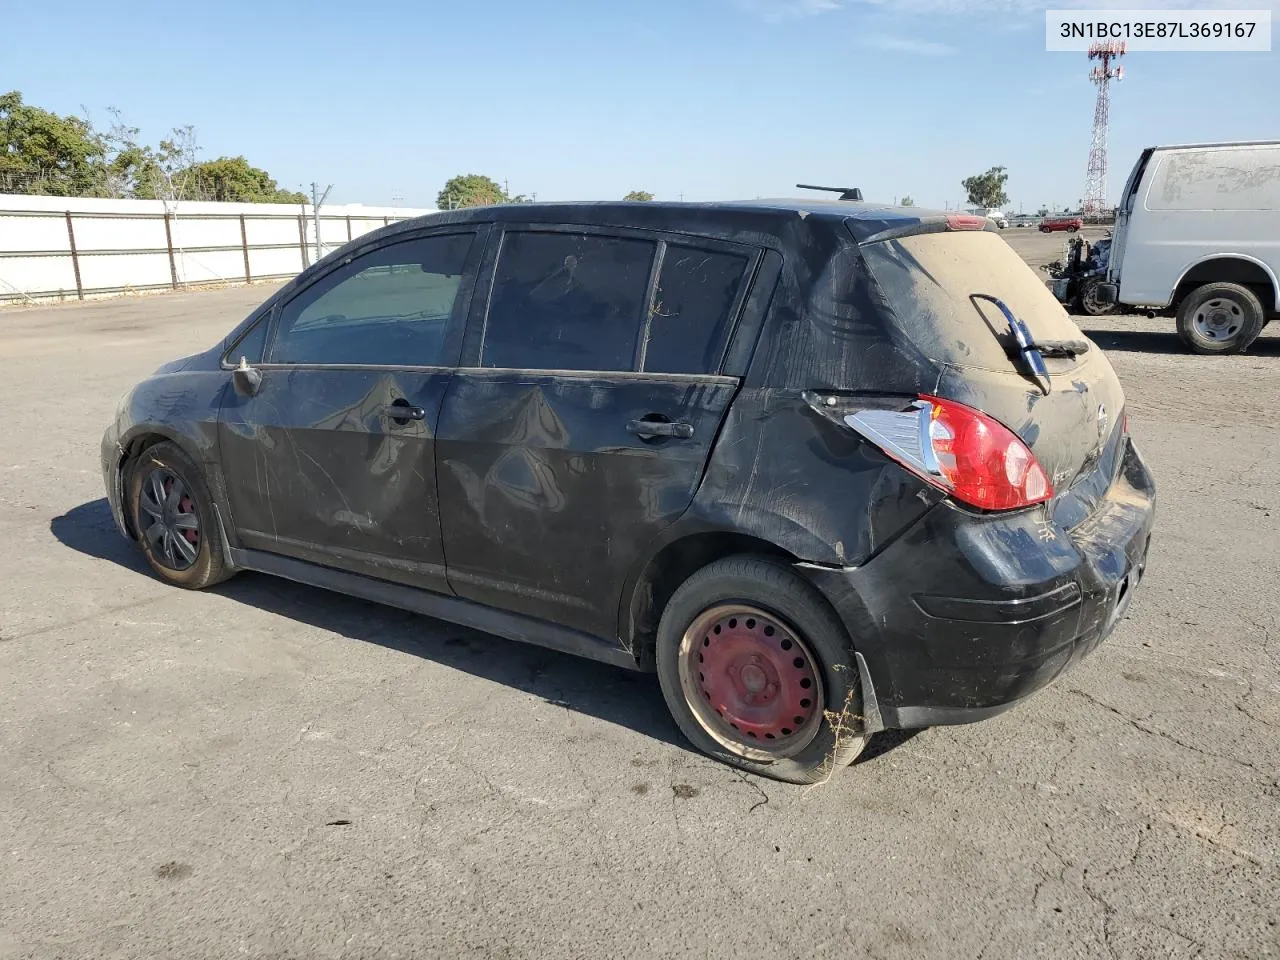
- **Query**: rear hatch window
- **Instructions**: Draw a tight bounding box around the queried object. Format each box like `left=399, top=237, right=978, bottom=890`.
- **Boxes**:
left=858, top=228, right=1126, bottom=499
left=859, top=230, right=1084, bottom=372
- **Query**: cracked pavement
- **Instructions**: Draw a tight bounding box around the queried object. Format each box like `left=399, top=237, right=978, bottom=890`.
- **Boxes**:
left=1, top=254, right=1278, bottom=959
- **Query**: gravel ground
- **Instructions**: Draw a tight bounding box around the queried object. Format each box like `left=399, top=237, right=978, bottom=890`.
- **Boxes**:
left=1, top=245, right=1277, bottom=960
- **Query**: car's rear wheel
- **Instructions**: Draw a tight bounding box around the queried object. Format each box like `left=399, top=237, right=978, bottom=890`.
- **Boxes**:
left=1175, top=282, right=1265, bottom=355
left=127, top=441, right=232, bottom=589
left=655, top=556, right=866, bottom=784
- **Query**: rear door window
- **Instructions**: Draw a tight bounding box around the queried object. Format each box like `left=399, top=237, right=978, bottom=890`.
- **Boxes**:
left=859, top=229, right=1084, bottom=372
left=643, top=245, right=749, bottom=374
left=481, top=231, right=656, bottom=371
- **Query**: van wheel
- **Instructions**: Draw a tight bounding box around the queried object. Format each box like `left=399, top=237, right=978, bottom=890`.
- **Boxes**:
left=655, top=556, right=866, bottom=784
left=127, top=441, right=232, bottom=589
left=1078, top=279, right=1112, bottom=316
left=1175, top=283, right=1265, bottom=355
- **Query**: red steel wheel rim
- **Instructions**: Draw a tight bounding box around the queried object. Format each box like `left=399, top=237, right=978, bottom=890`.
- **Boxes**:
left=677, top=604, right=825, bottom=760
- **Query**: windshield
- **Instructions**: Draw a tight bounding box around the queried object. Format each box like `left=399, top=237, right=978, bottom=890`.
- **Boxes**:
left=860, top=230, right=1086, bottom=373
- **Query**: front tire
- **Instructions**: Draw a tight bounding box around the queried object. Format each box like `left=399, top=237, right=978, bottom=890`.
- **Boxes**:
left=127, top=441, right=232, bottom=589
left=1175, top=282, right=1265, bottom=355
left=655, top=556, right=866, bottom=784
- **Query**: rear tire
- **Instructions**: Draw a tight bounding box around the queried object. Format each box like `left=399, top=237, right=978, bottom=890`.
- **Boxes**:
left=127, top=441, right=232, bottom=590
left=655, top=555, right=866, bottom=784
left=1078, top=278, right=1112, bottom=317
left=1175, top=282, right=1265, bottom=355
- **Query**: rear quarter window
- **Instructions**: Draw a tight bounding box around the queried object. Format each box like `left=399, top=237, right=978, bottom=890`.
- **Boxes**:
left=643, top=245, right=749, bottom=375
left=860, top=230, right=1085, bottom=372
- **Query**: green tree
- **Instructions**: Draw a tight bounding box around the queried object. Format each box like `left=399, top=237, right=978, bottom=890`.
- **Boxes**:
left=0, top=90, right=104, bottom=195
left=94, top=107, right=152, bottom=199
left=623, top=190, right=654, bottom=202
left=1037, top=206, right=1049, bottom=217
left=961, top=166, right=1009, bottom=209
left=182, top=156, right=306, bottom=203
left=437, top=173, right=506, bottom=209
left=2, top=92, right=303, bottom=204
left=900, top=195, right=915, bottom=207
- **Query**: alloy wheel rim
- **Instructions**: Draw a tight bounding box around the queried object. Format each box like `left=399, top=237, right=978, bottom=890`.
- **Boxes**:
left=139, top=467, right=201, bottom=570
left=677, top=604, right=825, bottom=760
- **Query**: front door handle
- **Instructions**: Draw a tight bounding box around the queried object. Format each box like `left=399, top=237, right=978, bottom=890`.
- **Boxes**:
left=382, top=401, right=426, bottom=423
left=627, top=418, right=694, bottom=440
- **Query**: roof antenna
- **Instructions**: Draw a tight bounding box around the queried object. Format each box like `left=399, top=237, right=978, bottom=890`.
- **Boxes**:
left=796, top=184, right=863, bottom=201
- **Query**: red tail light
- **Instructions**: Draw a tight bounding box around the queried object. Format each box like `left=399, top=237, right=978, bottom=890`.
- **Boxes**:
left=945, top=215, right=987, bottom=231
left=844, top=395, right=1053, bottom=511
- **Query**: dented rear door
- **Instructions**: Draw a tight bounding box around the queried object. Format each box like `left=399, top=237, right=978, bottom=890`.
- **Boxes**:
left=436, top=227, right=758, bottom=639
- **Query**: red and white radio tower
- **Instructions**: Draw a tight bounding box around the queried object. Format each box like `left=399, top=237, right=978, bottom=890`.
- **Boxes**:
left=1082, top=41, right=1125, bottom=220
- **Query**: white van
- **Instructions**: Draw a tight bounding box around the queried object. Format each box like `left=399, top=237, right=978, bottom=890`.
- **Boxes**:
left=1104, top=140, right=1280, bottom=354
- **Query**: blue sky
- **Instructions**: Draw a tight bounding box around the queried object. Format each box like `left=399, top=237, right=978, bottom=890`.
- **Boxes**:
left=8, top=0, right=1278, bottom=210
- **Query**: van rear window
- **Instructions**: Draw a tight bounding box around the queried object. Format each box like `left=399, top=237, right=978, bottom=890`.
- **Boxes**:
left=859, top=230, right=1084, bottom=372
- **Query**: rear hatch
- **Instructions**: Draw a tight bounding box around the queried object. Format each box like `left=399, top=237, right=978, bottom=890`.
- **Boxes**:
left=856, top=224, right=1125, bottom=502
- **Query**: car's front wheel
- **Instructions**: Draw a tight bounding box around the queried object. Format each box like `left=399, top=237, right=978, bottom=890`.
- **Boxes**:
left=655, top=556, right=866, bottom=784
left=127, top=441, right=233, bottom=589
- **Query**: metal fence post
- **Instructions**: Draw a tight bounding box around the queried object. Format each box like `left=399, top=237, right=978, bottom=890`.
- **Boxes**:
left=239, top=214, right=252, bottom=282
left=346, top=215, right=352, bottom=242
left=163, top=213, right=179, bottom=289
left=297, top=213, right=308, bottom=269
left=64, top=212, right=84, bottom=300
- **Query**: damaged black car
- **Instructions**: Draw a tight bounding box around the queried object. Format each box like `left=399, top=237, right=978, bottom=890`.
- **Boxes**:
left=102, top=199, right=1155, bottom=783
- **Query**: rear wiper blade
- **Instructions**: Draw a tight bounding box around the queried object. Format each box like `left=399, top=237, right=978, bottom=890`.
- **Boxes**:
left=1031, top=338, right=1090, bottom=358
left=970, top=294, right=1052, bottom=391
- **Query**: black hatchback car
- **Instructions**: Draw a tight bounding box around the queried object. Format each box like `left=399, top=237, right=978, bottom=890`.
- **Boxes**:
left=102, top=200, right=1155, bottom=783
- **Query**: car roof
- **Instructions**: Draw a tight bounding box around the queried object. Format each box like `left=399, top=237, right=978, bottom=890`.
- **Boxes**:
left=377, top=198, right=948, bottom=245
left=1148, top=139, right=1280, bottom=151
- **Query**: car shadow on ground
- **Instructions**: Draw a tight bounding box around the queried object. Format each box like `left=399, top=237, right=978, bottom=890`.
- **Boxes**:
left=52, top=498, right=918, bottom=767
left=1078, top=322, right=1280, bottom=357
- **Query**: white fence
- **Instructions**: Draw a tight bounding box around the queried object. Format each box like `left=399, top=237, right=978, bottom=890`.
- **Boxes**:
left=0, top=194, right=437, bottom=304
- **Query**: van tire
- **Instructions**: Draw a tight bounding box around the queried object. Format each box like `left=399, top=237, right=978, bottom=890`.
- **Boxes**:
left=1175, top=282, right=1265, bottom=355
left=1078, top=279, right=1112, bottom=317
left=654, top=555, right=866, bottom=784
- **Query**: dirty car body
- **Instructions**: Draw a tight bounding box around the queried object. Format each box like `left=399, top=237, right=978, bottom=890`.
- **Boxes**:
left=102, top=199, right=1155, bottom=779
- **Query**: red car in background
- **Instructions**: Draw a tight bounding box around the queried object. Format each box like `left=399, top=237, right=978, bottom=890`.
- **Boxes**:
left=1040, top=216, right=1083, bottom=233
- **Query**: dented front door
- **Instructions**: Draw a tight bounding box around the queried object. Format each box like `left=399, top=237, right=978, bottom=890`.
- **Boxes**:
left=219, top=368, right=454, bottom=592
left=215, top=227, right=484, bottom=593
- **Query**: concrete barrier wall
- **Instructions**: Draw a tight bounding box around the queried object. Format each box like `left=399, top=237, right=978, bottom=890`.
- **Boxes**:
left=0, top=195, right=437, bottom=303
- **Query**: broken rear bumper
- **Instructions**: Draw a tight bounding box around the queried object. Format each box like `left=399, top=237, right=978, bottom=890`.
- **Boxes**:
left=801, top=437, right=1156, bottom=731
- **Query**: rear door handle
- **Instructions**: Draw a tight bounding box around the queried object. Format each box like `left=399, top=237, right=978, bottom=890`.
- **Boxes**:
left=382, top=402, right=426, bottom=423
left=627, top=419, right=694, bottom=440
